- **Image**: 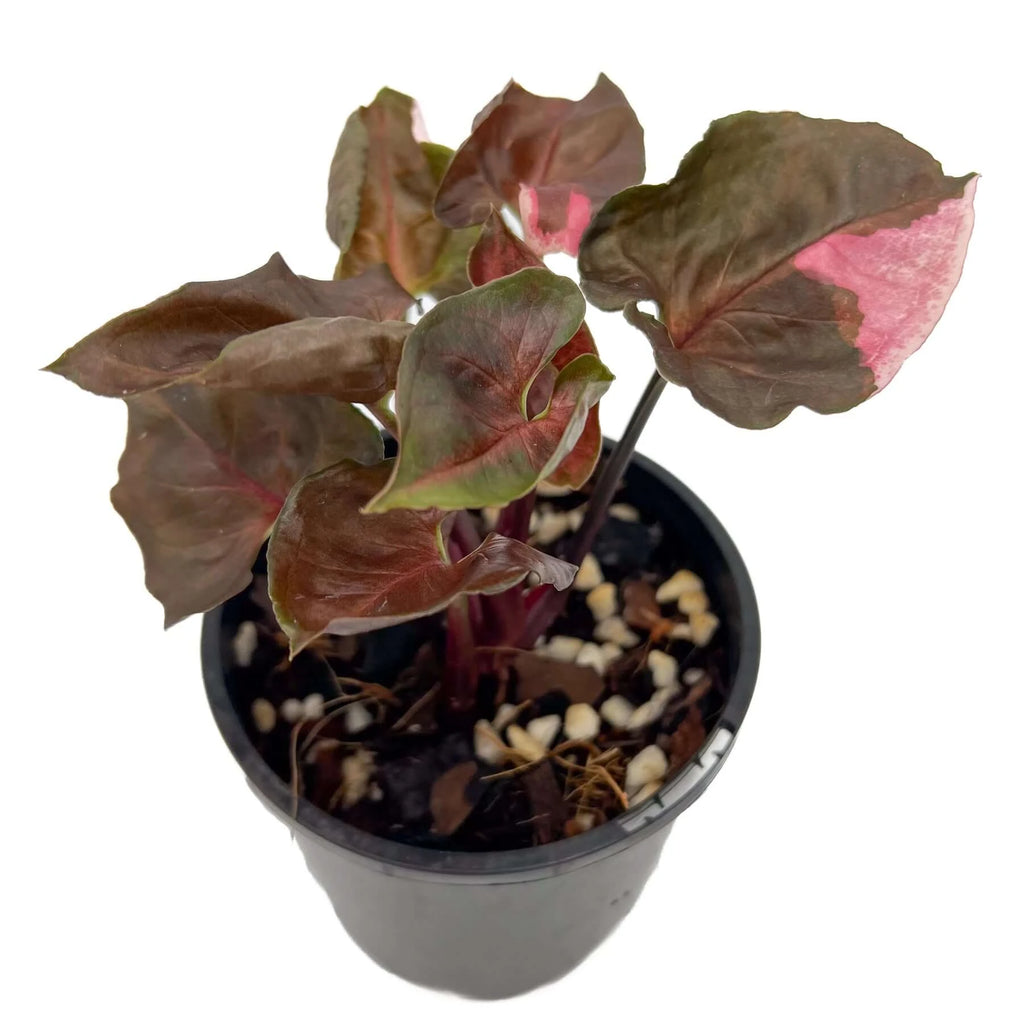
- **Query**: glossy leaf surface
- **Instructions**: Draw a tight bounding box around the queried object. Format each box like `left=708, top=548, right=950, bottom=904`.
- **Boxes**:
left=435, top=75, right=645, bottom=256
left=112, top=386, right=382, bottom=627
left=268, top=459, right=576, bottom=653
left=46, top=255, right=411, bottom=398
left=366, top=268, right=613, bottom=512
left=467, top=213, right=602, bottom=488
left=578, top=112, right=976, bottom=427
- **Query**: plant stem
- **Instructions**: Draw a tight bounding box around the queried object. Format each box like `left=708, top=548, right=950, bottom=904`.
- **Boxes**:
left=450, top=509, right=483, bottom=554
left=495, top=490, right=536, bottom=543
left=442, top=596, right=478, bottom=715
left=366, top=397, right=398, bottom=436
left=518, top=370, right=668, bottom=646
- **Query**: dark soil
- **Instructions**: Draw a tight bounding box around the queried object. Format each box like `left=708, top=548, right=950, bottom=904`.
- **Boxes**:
left=220, top=485, right=731, bottom=852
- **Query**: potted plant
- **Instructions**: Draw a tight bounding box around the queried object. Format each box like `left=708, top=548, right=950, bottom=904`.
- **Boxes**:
left=44, top=75, right=975, bottom=998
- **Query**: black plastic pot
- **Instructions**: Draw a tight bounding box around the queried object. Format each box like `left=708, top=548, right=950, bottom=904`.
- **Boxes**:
left=201, top=450, right=759, bottom=999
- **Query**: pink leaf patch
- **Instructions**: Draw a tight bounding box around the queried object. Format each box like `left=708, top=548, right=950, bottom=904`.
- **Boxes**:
left=518, top=185, right=593, bottom=257
left=793, top=177, right=976, bottom=390
left=434, top=75, right=644, bottom=258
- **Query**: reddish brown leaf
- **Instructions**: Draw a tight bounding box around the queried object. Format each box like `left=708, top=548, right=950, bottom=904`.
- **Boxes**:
left=328, top=88, right=453, bottom=296
left=111, top=386, right=382, bottom=627
left=436, top=74, right=645, bottom=256
left=268, top=459, right=577, bottom=653
left=429, top=761, right=479, bottom=836
left=191, top=316, right=412, bottom=404
left=45, top=255, right=411, bottom=398
left=366, top=268, right=612, bottom=512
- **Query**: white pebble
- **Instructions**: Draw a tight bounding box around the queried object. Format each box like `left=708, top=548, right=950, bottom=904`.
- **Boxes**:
left=492, top=703, right=518, bottom=732
left=526, top=714, right=562, bottom=750
left=572, top=553, right=604, bottom=591
left=653, top=679, right=682, bottom=704
left=340, top=750, right=375, bottom=809
left=594, top=616, right=641, bottom=648
left=629, top=780, right=662, bottom=805
left=564, top=703, right=601, bottom=742
left=586, top=582, right=618, bottom=622
left=507, top=724, right=548, bottom=761
left=345, top=702, right=374, bottom=734
left=532, top=510, right=570, bottom=545
left=669, top=622, right=694, bottom=642
left=683, top=667, right=707, bottom=686
left=690, top=612, right=720, bottom=647
left=625, top=744, right=668, bottom=797
left=280, top=698, right=304, bottom=724
left=655, top=570, right=704, bottom=604
left=600, top=642, right=624, bottom=666
left=648, top=649, right=679, bottom=689
left=600, top=694, right=635, bottom=729
left=302, top=693, right=325, bottom=720
left=573, top=811, right=597, bottom=832
left=368, top=783, right=384, bottom=802
left=545, top=635, right=585, bottom=663
left=232, top=620, right=258, bottom=667
left=481, top=506, right=501, bottom=530
left=474, top=720, right=506, bottom=766
left=566, top=506, right=586, bottom=531
left=251, top=698, right=276, bottom=734
left=627, top=698, right=665, bottom=732
left=678, top=590, right=709, bottom=615
left=609, top=503, right=640, bottom=522
left=576, top=641, right=611, bottom=673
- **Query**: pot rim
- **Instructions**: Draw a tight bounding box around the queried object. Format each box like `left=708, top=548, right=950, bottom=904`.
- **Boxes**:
left=201, top=449, right=760, bottom=883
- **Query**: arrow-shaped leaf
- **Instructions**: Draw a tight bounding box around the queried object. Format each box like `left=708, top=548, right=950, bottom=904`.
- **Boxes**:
left=45, top=255, right=411, bottom=398
left=435, top=74, right=645, bottom=257
left=268, top=459, right=576, bottom=654
left=365, top=268, right=613, bottom=512
left=578, top=112, right=976, bottom=428
left=111, top=385, right=382, bottom=627
left=327, top=89, right=466, bottom=297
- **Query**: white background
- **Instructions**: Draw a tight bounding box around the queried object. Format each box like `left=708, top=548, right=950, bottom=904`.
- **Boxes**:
left=3, top=2, right=1020, bottom=1020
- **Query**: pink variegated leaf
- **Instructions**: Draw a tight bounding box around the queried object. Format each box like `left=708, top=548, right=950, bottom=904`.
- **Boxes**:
left=467, top=213, right=603, bottom=488
left=578, top=112, right=976, bottom=428
left=267, top=459, right=576, bottom=654
left=435, top=75, right=644, bottom=257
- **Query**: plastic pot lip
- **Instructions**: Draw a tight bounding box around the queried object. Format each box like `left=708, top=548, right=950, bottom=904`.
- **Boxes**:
left=201, top=448, right=760, bottom=884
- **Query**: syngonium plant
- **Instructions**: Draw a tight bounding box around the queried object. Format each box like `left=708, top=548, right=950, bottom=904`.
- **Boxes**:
left=45, top=75, right=976, bottom=716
